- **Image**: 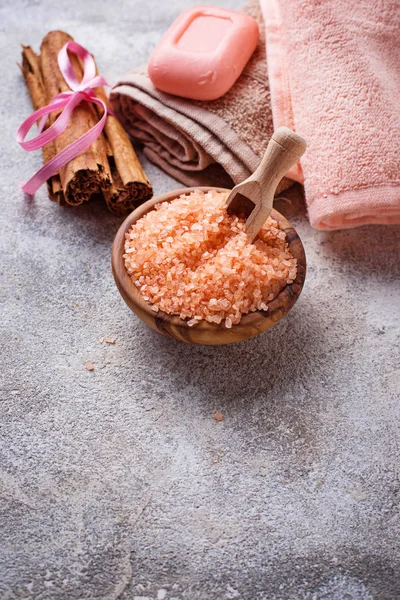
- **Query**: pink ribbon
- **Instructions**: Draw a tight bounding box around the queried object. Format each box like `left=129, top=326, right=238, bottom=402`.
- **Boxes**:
left=17, top=41, right=111, bottom=195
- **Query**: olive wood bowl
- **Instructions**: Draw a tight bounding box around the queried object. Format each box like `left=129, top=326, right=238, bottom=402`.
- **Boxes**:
left=111, top=187, right=306, bottom=345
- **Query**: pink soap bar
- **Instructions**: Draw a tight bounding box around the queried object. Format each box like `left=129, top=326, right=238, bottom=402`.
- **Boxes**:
left=148, top=6, right=259, bottom=101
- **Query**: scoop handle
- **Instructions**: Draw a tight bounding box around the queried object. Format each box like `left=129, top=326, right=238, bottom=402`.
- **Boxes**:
left=257, top=127, right=306, bottom=186
left=245, top=127, right=307, bottom=241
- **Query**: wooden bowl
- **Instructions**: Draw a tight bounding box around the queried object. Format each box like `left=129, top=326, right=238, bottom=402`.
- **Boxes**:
left=111, top=187, right=306, bottom=345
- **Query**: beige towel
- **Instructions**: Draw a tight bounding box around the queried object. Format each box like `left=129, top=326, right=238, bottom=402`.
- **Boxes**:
left=110, top=1, right=292, bottom=193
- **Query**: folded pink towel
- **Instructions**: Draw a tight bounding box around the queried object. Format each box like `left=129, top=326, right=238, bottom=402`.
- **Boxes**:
left=261, top=0, right=400, bottom=229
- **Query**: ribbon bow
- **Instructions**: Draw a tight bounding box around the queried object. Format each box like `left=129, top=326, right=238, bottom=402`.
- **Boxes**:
left=17, top=41, right=111, bottom=195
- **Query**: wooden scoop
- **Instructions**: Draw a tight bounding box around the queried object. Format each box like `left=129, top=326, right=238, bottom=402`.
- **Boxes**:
left=226, top=127, right=307, bottom=242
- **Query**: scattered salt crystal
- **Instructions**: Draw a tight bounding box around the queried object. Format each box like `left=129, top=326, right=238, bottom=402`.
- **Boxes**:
left=213, top=411, right=224, bottom=422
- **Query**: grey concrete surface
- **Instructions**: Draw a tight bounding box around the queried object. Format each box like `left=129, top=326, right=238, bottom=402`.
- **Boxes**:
left=1, top=1, right=399, bottom=599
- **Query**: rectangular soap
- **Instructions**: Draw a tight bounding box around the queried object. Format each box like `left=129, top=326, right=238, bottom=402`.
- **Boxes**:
left=148, top=6, right=259, bottom=101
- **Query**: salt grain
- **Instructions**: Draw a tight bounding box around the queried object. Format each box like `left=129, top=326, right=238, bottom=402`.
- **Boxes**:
left=124, top=190, right=296, bottom=328
left=213, top=411, right=224, bottom=422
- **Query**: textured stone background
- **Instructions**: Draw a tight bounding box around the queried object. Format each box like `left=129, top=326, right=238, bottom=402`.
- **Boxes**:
left=1, top=1, right=399, bottom=599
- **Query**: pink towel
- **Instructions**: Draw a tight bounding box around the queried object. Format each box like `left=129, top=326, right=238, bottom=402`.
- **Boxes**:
left=261, top=0, right=400, bottom=229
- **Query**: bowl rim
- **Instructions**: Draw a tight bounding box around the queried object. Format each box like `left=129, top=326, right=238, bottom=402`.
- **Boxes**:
left=111, top=186, right=306, bottom=340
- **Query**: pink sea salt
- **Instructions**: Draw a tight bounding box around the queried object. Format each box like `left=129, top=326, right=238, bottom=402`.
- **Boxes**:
left=123, top=190, right=297, bottom=328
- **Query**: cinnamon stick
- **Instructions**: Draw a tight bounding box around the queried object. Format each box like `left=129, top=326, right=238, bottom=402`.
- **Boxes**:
left=40, top=31, right=112, bottom=206
left=19, top=45, right=63, bottom=203
left=19, top=30, right=153, bottom=213
left=95, top=87, right=153, bottom=215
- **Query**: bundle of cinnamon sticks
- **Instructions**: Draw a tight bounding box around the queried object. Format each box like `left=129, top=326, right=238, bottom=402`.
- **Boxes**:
left=20, top=31, right=153, bottom=215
